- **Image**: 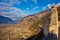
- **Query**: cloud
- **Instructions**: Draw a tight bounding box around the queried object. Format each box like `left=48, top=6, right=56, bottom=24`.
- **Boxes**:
left=35, top=6, right=39, bottom=8
left=26, top=7, right=29, bottom=10
left=0, top=2, right=13, bottom=11
left=32, top=6, right=39, bottom=10
left=47, top=4, right=52, bottom=9
left=42, top=7, right=46, bottom=11
left=11, top=7, right=26, bottom=18
left=47, top=3, right=60, bottom=9
left=0, top=7, right=26, bottom=20
left=0, top=0, right=25, bottom=20
left=0, top=2, right=13, bottom=7
left=52, top=3, right=55, bottom=6
left=47, top=3, right=55, bottom=9
left=1, top=0, right=21, bottom=5
left=55, top=3, right=60, bottom=6
left=42, top=3, right=60, bottom=11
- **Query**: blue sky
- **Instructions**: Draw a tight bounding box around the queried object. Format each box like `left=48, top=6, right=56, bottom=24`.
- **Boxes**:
left=0, top=0, right=60, bottom=20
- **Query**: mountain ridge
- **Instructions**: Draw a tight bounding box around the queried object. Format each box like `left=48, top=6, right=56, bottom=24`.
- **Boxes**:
left=0, top=15, right=15, bottom=24
left=0, top=9, right=51, bottom=40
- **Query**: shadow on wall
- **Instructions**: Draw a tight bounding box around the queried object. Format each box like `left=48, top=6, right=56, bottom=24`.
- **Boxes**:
left=26, top=28, right=57, bottom=40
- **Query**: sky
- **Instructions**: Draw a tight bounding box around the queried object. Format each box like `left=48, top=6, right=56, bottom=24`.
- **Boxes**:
left=0, top=0, right=60, bottom=20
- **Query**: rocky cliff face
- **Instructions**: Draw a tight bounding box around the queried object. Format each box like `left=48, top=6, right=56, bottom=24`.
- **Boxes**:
left=0, top=10, right=51, bottom=40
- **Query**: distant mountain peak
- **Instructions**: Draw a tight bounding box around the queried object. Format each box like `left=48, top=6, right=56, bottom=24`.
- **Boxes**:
left=0, top=15, right=15, bottom=24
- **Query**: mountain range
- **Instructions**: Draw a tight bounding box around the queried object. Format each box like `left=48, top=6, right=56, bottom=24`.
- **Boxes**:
left=0, top=15, right=15, bottom=24
left=0, top=9, right=51, bottom=40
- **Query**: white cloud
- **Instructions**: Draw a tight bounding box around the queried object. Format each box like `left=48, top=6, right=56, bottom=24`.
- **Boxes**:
left=12, top=7, right=26, bottom=17
left=47, top=3, right=60, bottom=9
left=0, top=1, right=26, bottom=20
left=0, top=2, right=13, bottom=7
left=0, top=2, right=13, bottom=11
left=35, top=6, right=39, bottom=8
left=42, top=7, right=46, bottom=11
left=47, top=4, right=52, bottom=9
left=40, top=3, right=60, bottom=11
left=32, top=6, right=39, bottom=10
left=55, top=3, right=60, bottom=6
left=2, top=0, right=21, bottom=5
left=0, top=7, right=26, bottom=20
left=26, top=7, right=29, bottom=10
left=52, top=3, right=55, bottom=6
left=47, top=3, right=55, bottom=9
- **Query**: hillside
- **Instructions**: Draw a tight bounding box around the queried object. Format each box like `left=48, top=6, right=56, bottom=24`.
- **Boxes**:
left=0, top=10, right=51, bottom=40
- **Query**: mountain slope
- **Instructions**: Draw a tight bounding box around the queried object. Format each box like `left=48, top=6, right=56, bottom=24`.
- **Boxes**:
left=0, top=10, right=51, bottom=40
left=17, top=10, right=51, bottom=38
left=0, top=15, right=14, bottom=24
